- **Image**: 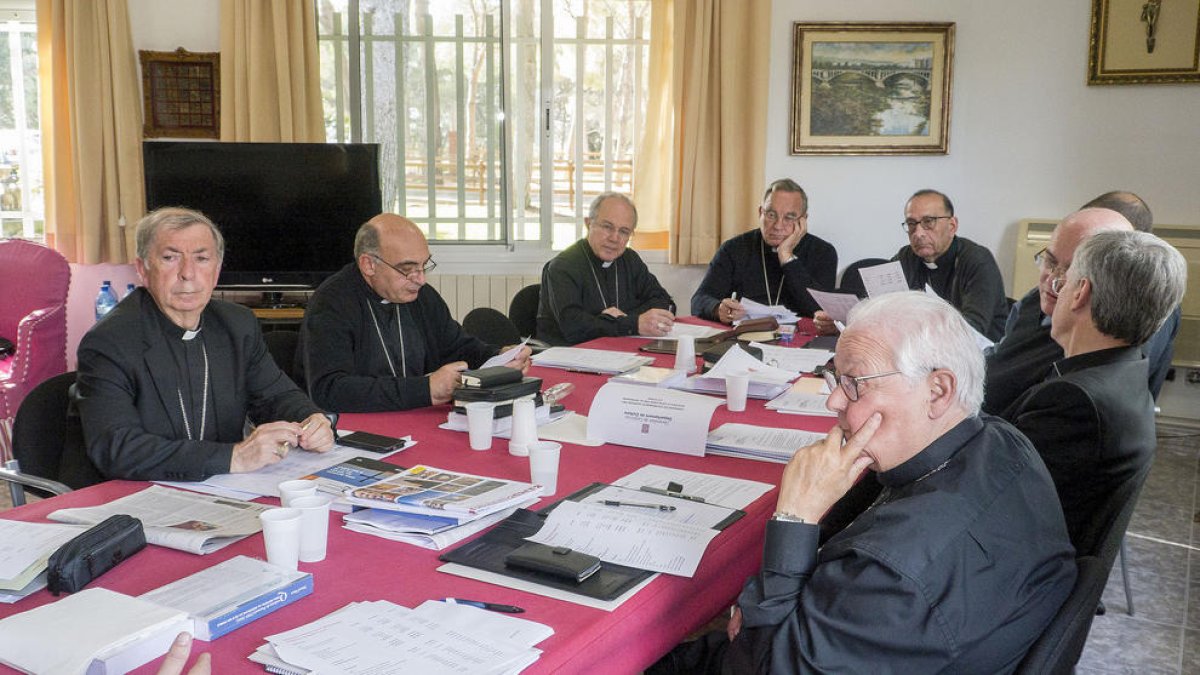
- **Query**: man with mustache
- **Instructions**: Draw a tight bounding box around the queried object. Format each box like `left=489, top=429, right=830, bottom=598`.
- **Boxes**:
left=76, top=208, right=335, bottom=482
left=650, top=292, right=1074, bottom=673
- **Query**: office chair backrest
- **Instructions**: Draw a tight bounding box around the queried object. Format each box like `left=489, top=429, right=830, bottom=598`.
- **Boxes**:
left=264, top=329, right=302, bottom=385
left=463, top=307, right=522, bottom=347
left=509, top=284, right=541, bottom=338
left=837, top=257, right=890, bottom=298
left=1015, top=556, right=1106, bottom=675
left=11, top=371, right=102, bottom=491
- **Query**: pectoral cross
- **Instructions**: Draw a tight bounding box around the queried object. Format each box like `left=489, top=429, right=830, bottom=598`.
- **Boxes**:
left=1141, top=0, right=1162, bottom=54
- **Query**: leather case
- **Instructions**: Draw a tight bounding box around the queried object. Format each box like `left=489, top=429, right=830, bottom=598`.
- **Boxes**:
left=505, top=542, right=602, bottom=583
left=46, top=514, right=147, bottom=595
left=453, top=377, right=542, bottom=403
left=460, top=366, right=524, bottom=388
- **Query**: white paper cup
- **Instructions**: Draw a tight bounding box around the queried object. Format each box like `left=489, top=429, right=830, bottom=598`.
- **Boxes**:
left=260, top=507, right=302, bottom=571
left=528, top=441, right=561, bottom=496
left=290, top=494, right=333, bottom=563
left=464, top=401, right=496, bottom=450
left=508, top=397, right=538, bottom=457
left=725, top=370, right=750, bottom=412
left=675, top=334, right=697, bottom=374
left=778, top=324, right=796, bottom=343
left=277, top=479, right=318, bottom=507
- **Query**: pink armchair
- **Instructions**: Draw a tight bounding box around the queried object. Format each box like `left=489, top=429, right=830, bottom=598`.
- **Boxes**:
left=0, top=239, right=71, bottom=461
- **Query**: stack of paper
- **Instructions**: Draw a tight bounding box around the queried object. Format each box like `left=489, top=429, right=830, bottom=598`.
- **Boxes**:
left=765, top=379, right=837, bottom=417
left=736, top=298, right=799, bottom=324
left=608, top=365, right=688, bottom=388
left=343, top=505, right=526, bottom=550
left=48, top=485, right=269, bottom=554
left=706, top=423, right=827, bottom=463
left=249, top=599, right=553, bottom=674
left=346, top=465, right=542, bottom=523
left=681, top=344, right=797, bottom=400
left=140, top=556, right=312, bottom=641
left=637, top=323, right=724, bottom=340
left=747, top=343, right=833, bottom=374
left=0, top=587, right=190, bottom=675
left=532, top=347, right=654, bottom=374
left=0, top=520, right=84, bottom=603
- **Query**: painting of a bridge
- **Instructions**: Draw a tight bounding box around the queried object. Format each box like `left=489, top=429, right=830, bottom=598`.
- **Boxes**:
left=791, top=23, right=955, bottom=155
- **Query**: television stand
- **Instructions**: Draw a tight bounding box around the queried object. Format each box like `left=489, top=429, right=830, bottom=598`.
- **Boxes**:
left=259, top=290, right=300, bottom=309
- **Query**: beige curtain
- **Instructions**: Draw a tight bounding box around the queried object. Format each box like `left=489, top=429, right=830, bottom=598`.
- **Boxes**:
left=664, top=0, right=770, bottom=265
left=631, top=0, right=674, bottom=234
left=220, top=0, right=325, bottom=142
left=37, top=0, right=144, bottom=264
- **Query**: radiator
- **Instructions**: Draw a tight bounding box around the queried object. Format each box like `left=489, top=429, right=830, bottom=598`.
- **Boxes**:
left=425, top=274, right=542, bottom=322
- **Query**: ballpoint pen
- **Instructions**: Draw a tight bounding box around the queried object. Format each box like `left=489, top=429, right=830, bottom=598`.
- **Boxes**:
left=443, top=598, right=525, bottom=613
left=639, top=485, right=706, bottom=503
left=601, top=500, right=677, bottom=512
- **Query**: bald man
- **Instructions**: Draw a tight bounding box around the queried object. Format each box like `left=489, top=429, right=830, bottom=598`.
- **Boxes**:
left=301, top=214, right=531, bottom=412
left=982, top=207, right=1133, bottom=414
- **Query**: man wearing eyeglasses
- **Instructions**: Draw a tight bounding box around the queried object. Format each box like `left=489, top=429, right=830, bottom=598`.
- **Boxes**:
left=301, top=213, right=531, bottom=412
left=649, top=292, right=1074, bottom=674
left=892, top=189, right=1008, bottom=341
left=1001, top=230, right=1186, bottom=556
left=981, top=207, right=1133, bottom=415
left=537, top=192, right=675, bottom=345
left=690, top=179, right=837, bottom=324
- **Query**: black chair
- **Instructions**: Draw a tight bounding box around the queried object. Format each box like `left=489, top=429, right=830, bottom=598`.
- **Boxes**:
left=1, top=371, right=102, bottom=506
left=836, top=257, right=890, bottom=298
left=1016, top=462, right=1152, bottom=673
left=509, top=284, right=540, bottom=339
left=1015, top=556, right=1107, bottom=675
left=463, top=307, right=523, bottom=347
left=264, top=329, right=302, bottom=384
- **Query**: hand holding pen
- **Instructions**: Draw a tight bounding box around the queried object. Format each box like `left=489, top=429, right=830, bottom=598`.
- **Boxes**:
left=718, top=291, right=745, bottom=325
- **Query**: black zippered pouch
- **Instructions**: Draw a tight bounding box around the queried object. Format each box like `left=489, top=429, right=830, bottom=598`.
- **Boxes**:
left=46, top=514, right=146, bottom=595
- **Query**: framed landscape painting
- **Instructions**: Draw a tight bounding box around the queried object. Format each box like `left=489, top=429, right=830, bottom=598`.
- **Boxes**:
left=790, top=22, right=955, bottom=155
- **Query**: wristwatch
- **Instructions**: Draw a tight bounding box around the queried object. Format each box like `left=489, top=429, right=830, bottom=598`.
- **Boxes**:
left=771, top=511, right=806, bottom=524
left=783, top=255, right=798, bottom=266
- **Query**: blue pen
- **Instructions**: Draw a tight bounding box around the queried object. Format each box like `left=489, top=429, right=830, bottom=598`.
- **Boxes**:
left=443, top=597, right=525, bottom=613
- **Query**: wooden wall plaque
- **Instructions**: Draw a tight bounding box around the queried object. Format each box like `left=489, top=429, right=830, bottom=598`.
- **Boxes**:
left=139, top=48, right=220, bottom=138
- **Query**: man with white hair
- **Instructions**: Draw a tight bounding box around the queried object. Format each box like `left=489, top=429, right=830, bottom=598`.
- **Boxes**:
left=650, top=292, right=1076, bottom=673
left=1003, top=230, right=1187, bottom=555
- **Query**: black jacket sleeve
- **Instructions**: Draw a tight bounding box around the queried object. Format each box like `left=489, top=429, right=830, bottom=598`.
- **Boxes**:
left=691, top=240, right=737, bottom=320
left=780, top=236, right=838, bottom=316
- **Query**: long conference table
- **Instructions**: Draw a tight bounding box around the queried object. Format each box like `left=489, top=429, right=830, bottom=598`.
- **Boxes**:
left=0, top=321, right=836, bottom=674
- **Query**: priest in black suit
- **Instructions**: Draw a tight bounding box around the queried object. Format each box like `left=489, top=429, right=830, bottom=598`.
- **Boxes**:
left=76, top=208, right=335, bottom=482
left=1001, top=229, right=1186, bottom=555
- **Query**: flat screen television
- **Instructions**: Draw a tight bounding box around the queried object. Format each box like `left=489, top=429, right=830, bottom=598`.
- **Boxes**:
left=143, top=141, right=382, bottom=290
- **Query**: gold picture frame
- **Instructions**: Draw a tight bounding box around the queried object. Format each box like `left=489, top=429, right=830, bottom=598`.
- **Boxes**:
left=1088, top=0, right=1200, bottom=84
left=139, top=48, right=220, bottom=138
left=790, top=22, right=954, bottom=156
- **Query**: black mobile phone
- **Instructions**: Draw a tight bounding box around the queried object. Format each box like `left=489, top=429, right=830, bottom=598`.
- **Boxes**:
left=338, top=431, right=407, bottom=453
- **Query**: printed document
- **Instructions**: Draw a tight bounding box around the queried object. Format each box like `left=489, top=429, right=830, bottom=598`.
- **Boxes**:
left=0, top=520, right=82, bottom=584
left=48, top=485, right=268, bottom=554
left=586, top=382, right=721, bottom=456
left=638, top=322, right=723, bottom=340
left=748, top=343, right=833, bottom=373
left=525, top=500, right=720, bottom=577
left=765, top=387, right=837, bottom=417
left=808, top=288, right=861, bottom=323
left=858, top=260, right=908, bottom=297
left=532, top=347, right=653, bottom=374
left=613, top=465, right=774, bottom=510
left=481, top=338, right=530, bottom=369
left=575, top=485, right=738, bottom=529
left=706, top=423, right=827, bottom=463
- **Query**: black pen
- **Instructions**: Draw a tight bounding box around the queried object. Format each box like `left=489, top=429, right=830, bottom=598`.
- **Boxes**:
left=639, top=485, right=706, bottom=502
left=443, top=598, right=525, bottom=613
left=602, top=500, right=677, bottom=512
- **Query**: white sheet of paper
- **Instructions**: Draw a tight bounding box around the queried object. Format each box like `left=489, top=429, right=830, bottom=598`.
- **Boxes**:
left=638, top=323, right=723, bottom=340
left=748, top=343, right=832, bottom=373
left=707, top=423, right=826, bottom=455
left=0, top=520, right=82, bottom=581
left=702, top=344, right=798, bottom=384
left=536, top=411, right=605, bottom=446
left=525, top=500, right=719, bottom=577
left=612, top=464, right=774, bottom=510
left=415, top=600, right=554, bottom=647
left=576, top=485, right=739, bottom=529
left=858, top=260, right=908, bottom=297
left=481, top=339, right=529, bottom=369
left=736, top=298, right=798, bottom=324
left=764, top=389, right=836, bottom=417
left=808, top=288, right=861, bottom=323
left=532, top=347, right=654, bottom=374
left=586, top=383, right=721, bottom=456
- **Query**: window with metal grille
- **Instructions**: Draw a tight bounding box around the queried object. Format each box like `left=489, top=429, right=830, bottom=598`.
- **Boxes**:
left=317, top=0, right=649, bottom=250
left=0, top=5, right=42, bottom=241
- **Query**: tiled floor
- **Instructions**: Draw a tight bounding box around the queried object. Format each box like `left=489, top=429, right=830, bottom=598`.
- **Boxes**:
left=1077, top=423, right=1200, bottom=674
left=3, top=424, right=1199, bottom=670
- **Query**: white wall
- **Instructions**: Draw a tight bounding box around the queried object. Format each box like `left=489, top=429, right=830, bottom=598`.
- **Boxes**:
left=765, top=0, right=1200, bottom=294
left=128, top=0, right=219, bottom=52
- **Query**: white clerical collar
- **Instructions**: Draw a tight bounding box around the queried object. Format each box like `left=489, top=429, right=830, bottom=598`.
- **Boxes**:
left=601, top=260, right=613, bottom=268
left=923, top=261, right=938, bottom=270
left=182, top=327, right=201, bottom=341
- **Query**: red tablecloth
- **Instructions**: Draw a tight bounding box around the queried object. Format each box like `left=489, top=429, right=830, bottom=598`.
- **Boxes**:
left=0, top=323, right=835, bottom=674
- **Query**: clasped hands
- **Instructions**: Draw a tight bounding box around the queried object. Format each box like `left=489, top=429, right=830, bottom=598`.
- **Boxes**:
left=231, top=412, right=335, bottom=473
left=600, top=306, right=676, bottom=337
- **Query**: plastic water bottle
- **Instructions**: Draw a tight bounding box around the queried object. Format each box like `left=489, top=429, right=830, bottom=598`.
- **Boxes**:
left=95, top=280, right=118, bottom=322
left=123, top=283, right=136, bottom=299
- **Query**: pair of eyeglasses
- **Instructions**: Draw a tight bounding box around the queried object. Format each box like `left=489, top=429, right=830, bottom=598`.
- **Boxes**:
left=371, top=253, right=437, bottom=279
left=762, top=209, right=804, bottom=226
left=822, top=367, right=901, bottom=402
left=900, top=215, right=951, bottom=234
left=593, top=221, right=634, bottom=240
left=1034, top=247, right=1071, bottom=294
left=1049, top=275, right=1076, bottom=295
